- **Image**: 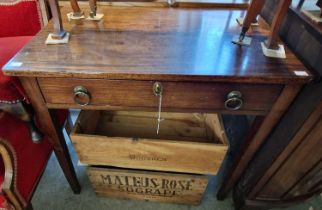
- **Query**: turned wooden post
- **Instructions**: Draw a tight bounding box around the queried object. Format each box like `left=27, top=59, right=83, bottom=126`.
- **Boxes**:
left=70, top=0, right=83, bottom=16
left=89, top=0, right=97, bottom=17
left=239, top=0, right=266, bottom=40
left=48, top=0, right=67, bottom=39
left=265, top=0, right=292, bottom=49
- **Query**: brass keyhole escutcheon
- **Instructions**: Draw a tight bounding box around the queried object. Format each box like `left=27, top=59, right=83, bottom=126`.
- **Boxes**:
left=153, top=82, right=163, bottom=96
left=153, top=82, right=164, bottom=134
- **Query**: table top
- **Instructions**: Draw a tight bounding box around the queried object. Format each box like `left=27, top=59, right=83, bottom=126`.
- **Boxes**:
left=3, top=5, right=313, bottom=84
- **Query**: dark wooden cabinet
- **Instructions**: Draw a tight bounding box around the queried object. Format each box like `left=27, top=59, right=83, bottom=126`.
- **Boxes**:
left=254, top=103, right=322, bottom=200
left=233, top=1, right=322, bottom=209
left=234, top=99, right=322, bottom=210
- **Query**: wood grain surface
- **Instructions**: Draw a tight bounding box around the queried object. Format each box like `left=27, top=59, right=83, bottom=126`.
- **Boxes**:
left=87, top=167, right=208, bottom=205
left=71, top=110, right=228, bottom=174
left=2, top=4, right=314, bottom=203
left=249, top=102, right=322, bottom=198
left=58, top=0, right=249, bottom=9
left=255, top=103, right=322, bottom=199
left=3, top=5, right=312, bottom=84
left=38, top=78, right=282, bottom=112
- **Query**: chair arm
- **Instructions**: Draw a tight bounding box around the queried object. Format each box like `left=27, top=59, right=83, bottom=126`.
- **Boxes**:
left=0, top=140, right=23, bottom=210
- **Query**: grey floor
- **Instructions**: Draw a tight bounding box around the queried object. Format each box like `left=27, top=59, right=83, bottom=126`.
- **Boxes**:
left=31, top=120, right=322, bottom=210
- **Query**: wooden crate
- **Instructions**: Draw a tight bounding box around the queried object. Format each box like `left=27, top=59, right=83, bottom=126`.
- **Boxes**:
left=71, top=110, right=228, bottom=175
left=87, top=166, right=209, bottom=205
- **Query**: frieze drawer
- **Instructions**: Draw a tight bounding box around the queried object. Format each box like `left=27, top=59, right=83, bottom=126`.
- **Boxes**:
left=38, top=78, right=282, bottom=112
left=87, top=166, right=208, bottom=205
left=70, top=110, right=229, bottom=175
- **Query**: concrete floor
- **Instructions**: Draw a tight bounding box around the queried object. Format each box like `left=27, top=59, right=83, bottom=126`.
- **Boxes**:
left=31, top=110, right=322, bottom=210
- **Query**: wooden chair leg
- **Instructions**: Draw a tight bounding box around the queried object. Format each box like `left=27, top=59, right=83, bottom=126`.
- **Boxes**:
left=264, top=0, right=292, bottom=49
left=0, top=102, right=43, bottom=143
left=89, top=0, right=97, bottom=17
left=48, top=0, right=67, bottom=39
left=70, top=0, right=83, bottom=17
left=239, top=0, right=266, bottom=41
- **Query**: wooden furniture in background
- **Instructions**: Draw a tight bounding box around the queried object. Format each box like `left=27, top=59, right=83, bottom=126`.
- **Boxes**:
left=48, top=0, right=67, bottom=39
left=70, top=0, right=83, bottom=17
left=2, top=4, right=313, bottom=205
left=237, top=0, right=291, bottom=49
left=251, top=103, right=321, bottom=204
left=234, top=98, right=322, bottom=210
left=233, top=2, right=322, bottom=209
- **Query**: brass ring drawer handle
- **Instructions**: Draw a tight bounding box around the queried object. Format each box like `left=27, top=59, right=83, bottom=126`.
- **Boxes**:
left=73, top=86, right=91, bottom=106
left=225, top=91, right=243, bottom=111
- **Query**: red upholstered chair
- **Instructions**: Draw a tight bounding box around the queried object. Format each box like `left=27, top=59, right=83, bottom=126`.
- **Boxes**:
left=0, top=1, right=68, bottom=209
left=0, top=111, right=67, bottom=210
left=0, top=0, right=49, bottom=143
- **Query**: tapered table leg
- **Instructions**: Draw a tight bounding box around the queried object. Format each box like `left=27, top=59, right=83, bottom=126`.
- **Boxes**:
left=19, top=78, right=81, bottom=194
left=48, top=0, right=67, bottom=39
left=217, top=84, right=302, bottom=199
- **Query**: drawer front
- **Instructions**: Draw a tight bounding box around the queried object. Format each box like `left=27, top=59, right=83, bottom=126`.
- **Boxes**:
left=87, top=167, right=208, bottom=205
left=70, top=110, right=228, bottom=175
left=38, top=78, right=282, bottom=112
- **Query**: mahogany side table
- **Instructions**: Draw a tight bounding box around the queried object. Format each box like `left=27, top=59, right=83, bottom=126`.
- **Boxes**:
left=3, top=5, right=313, bottom=197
